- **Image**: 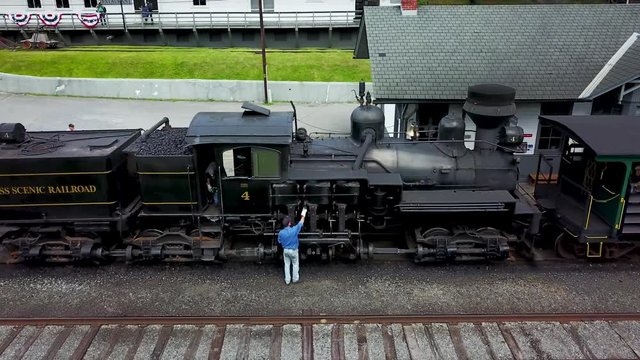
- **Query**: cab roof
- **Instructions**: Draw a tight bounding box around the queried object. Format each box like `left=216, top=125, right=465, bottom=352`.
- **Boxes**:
left=186, top=107, right=293, bottom=146
left=539, top=115, right=640, bottom=157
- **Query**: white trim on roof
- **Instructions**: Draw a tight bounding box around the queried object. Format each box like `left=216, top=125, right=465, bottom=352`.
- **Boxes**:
left=579, top=32, right=640, bottom=99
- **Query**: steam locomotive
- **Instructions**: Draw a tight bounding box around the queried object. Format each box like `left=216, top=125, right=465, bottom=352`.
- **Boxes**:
left=1, top=84, right=637, bottom=263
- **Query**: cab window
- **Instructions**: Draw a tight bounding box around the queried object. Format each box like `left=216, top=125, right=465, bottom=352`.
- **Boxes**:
left=221, top=147, right=281, bottom=178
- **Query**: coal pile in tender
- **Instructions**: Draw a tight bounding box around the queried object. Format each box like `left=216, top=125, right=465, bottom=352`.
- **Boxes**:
left=137, top=128, right=192, bottom=156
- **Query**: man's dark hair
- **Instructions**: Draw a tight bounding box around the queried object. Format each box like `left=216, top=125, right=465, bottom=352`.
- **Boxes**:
left=282, top=216, right=291, bottom=228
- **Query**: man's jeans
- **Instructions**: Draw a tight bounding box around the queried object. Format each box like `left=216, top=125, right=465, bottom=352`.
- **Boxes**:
left=283, top=249, right=299, bottom=284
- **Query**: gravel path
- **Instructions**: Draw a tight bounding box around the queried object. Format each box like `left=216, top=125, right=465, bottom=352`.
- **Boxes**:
left=1, top=260, right=639, bottom=317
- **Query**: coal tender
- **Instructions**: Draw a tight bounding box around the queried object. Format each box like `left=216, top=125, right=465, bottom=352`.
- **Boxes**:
left=0, top=84, right=540, bottom=263
left=0, top=126, right=141, bottom=261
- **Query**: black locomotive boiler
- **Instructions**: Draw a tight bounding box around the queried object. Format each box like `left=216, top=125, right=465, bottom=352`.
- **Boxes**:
left=0, top=84, right=543, bottom=263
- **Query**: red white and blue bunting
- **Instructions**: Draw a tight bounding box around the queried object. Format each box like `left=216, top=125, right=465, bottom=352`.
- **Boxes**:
left=38, top=13, right=62, bottom=27
left=10, top=13, right=32, bottom=27
left=2, top=13, right=104, bottom=28
left=76, top=13, right=99, bottom=29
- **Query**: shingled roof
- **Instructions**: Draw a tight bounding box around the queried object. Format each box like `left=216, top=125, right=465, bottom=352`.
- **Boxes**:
left=354, top=5, right=640, bottom=103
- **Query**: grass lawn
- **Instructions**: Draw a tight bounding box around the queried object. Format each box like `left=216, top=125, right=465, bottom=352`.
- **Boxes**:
left=0, top=46, right=371, bottom=82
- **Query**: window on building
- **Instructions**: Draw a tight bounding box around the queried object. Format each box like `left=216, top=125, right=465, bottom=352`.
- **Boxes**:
left=540, top=102, right=573, bottom=116
left=84, top=0, right=98, bottom=8
left=537, top=125, right=564, bottom=150
left=27, top=0, right=42, bottom=8
left=56, top=0, right=70, bottom=8
left=222, top=147, right=281, bottom=178
left=134, top=0, right=158, bottom=11
left=251, top=0, right=274, bottom=12
left=193, top=0, right=206, bottom=5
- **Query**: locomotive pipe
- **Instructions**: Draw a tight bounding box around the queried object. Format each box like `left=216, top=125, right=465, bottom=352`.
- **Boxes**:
left=141, top=117, right=170, bottom=142
left=353, top=131, right=374, bottom=170
left=290, top=101, right=298, bottom=137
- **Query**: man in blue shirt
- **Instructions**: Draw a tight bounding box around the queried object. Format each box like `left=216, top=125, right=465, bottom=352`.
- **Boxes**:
left=278, top=208, right=307, bottom=284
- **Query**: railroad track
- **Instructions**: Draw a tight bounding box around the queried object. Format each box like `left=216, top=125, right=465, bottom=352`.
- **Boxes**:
left=2, top=314, right=640, bottom=359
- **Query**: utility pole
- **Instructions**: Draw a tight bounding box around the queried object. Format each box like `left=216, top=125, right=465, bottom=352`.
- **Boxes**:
left=258, top=0, right=269, bottom=103
left=120, top=0, right=127, bottom=31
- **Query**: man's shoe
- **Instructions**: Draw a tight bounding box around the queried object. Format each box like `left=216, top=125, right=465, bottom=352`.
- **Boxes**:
left=285, top=280, right=291, bottom=285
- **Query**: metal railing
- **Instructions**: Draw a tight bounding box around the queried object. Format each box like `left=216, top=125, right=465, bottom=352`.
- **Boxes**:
left=0, top=11, right=359, bottom=31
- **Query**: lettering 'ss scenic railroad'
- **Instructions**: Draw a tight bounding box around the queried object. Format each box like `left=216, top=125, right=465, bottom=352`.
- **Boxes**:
left=0, top=185, right=97, bottom=196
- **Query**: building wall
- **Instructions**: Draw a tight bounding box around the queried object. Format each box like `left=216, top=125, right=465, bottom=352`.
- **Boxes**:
left=572, top=101, right=593, bottom=115
left=622, top=87, right=640, bottom=116
left=0, top=0, right=354, bottom=14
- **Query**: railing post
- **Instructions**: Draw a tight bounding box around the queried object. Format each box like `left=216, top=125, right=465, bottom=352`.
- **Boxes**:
left=3, top=14, right=7, bottom=31
left=175, top=12, right=178, bottom=27
left=193, top=12, right=196, bottom=29
left=209, top=12, right=212, bottom=28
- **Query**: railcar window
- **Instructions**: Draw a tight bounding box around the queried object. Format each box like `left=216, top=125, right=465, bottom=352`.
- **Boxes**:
left=56, top=0, right=70, bottom=8
left=27, top=0, right=42, bottom=8
left=252, top=148, right=280, bottom=178
left=84, top=0, right=98, bottom=8
left=193, top=0, right=206, bottom=5
left=222, top=147, right=281, bottom=179
left=538, top=125, right=564, bottom=150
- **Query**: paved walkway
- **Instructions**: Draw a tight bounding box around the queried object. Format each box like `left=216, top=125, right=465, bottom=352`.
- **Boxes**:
left=0, top=93, right=356, bottom=133
left=1, top=320, right=640, bottom=359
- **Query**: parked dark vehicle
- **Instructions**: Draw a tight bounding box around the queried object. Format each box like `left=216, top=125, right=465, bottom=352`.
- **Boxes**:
left=1, top=84, right=638, bottom=264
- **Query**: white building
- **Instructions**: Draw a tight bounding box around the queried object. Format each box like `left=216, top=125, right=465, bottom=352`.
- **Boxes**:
left=1, top=0, right=356, bottom=14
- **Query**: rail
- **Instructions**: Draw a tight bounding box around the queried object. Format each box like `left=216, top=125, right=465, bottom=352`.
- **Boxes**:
left=3, top=313, right=640, bottom=326
left=0, top=11, right=359, bottom=31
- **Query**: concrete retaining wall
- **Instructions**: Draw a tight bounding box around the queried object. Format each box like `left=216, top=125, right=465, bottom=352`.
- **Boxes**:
left=0, top=72, right=369, bottom=103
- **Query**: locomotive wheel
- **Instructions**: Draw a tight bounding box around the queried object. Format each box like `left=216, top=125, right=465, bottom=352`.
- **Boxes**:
left=37, top=41, right=47, bottom=50
left=421, top=227, right=450, bottom=238
left=0, top=244, right=22, bottom=264
left=474, top=227, right=501, bottom=236
left=554, top=232, right=577, bottom=259
left=22, top=41, right=31, bottom=49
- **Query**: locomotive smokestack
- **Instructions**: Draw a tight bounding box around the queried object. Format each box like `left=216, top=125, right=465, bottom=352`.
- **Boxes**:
left=463, top=84, right=516, bottom=151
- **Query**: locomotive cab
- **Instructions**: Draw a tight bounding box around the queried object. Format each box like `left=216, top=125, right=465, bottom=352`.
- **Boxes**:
left=186, top=105, right=293, bottom=217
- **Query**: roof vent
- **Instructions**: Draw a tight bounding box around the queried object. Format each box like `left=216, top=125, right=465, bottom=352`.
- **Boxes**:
left=242, top=102, right=271, bottom=116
